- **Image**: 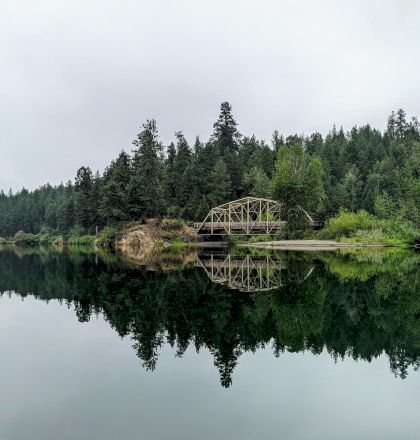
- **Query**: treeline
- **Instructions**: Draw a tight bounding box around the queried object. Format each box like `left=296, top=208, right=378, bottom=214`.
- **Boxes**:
left=0, top=103, right=419, bottom=237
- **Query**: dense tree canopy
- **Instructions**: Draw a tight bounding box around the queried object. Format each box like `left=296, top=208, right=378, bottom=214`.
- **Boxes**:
left=271, top=142, right=324, bottom=230
left=0, top=102, right=419, bottom=237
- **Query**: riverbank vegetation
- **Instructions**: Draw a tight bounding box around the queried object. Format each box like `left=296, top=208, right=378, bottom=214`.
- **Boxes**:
left=320, top=210, right=419, bottom=246
left=0, top=103, right=419, bottom=245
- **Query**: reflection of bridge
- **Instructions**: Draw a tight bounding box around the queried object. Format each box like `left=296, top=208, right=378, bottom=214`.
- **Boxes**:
left=195, top=254, right=283, bottom=292
left=194, top=197, right=321, bottom=236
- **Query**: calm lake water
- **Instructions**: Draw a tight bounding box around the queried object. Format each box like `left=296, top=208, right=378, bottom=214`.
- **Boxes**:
left=0, top=245, right=419, bottom=440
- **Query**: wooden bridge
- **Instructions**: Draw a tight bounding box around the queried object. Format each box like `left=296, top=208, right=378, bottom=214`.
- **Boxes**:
left=194, top=197, right=321, bottom=235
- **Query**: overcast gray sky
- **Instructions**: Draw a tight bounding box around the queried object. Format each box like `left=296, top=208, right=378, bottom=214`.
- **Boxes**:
left=1, top=0, right=419, bottom=191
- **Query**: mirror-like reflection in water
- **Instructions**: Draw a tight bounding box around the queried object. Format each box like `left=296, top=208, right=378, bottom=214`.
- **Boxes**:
left=0, top=245, right=419, bottom=388
left=196, top=254, right=286, bottom=292
left=1, top=245, right=420, bottom=439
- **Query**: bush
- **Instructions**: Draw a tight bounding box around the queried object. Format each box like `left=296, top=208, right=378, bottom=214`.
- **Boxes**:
left=339, top=228, right=393, bottom=245
left=248, top=234, right=272, bottom=243
left=377, top=219, right=420, bottom=243
left=67, top=235, right=95, bottom=245
left=66, top=225, right=95, bottom=245
left=67, top=226, right=86, bottom=238
left=97, top=226, right=119, bottom=247
left=161, top=218, right=185, bottom=231
left=321, top=210, right=375, bottom=239
left=13, top=232, right=41, bottom=246
left=321, top=209, right=420, bottom=245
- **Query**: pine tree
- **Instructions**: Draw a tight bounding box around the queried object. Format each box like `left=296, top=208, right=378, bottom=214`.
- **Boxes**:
left=212, top=102, right=241, bottom=197
left=341, top=166, right=362, bottom=212
left=242, top=166, right=271, bottom=198
left=164, top=142, right=177, bottom=212
left=184, top=137, right=211, bottom=219
left=75, top=166, right=95, bottom=231
left=209, top=159, right=232, bottom=206
left=305, top=133, right=323, bottom=156
left=128, top=120, right=164, bottom=220
left=272, top=130, right=285, bottom=152
left=100, top=151, right=132, bottom=224
left=212, top=102, right=240, bottom=154
left=173, top=132, right=192, bottom=215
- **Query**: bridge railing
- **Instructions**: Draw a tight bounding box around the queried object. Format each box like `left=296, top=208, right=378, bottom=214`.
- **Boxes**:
left=194, top=220, right=286, bottom=234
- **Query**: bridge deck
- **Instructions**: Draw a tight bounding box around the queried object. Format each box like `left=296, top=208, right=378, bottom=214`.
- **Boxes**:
left=194, top=220, right=322, bottom=234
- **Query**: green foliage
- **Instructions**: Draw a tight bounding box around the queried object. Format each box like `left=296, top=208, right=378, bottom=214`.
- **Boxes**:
left=75, top=166, right=98, bottom=233
left=128, top=119, right=164, bottom=220
left=242, top=166, right=271, bottom=198
left=99, top=151, right=131, bottom=224
left=212, top=101, right=242, bottom=196
left=66, top=235, right=95, bottom=245
left=13, top=232, right=41, bottom=246
left=0, top=104, right=419, bottom=245
left=321, top=209, right=375, bottom=238
left=66, top=226, right=95, bottom=245
left=271, top=142, right=324, bottom=235
left=96, top=226, right=119, bottom=247
left=248, top=234, right=272, bottom=243
left=321, top=209, right=420, bottom=245
left=374, top=192, right=398, bottom=218
left=161, top=218, right=185, bottom=231
left=209, top=159, right=232, bottom=206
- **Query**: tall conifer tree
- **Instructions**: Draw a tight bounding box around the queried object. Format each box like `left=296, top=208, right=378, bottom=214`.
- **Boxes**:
left=129, top=120, right=164, bottom=220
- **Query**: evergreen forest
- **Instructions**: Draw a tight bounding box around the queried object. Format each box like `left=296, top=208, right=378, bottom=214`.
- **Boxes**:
left=1, top=102, right=419, bottom=238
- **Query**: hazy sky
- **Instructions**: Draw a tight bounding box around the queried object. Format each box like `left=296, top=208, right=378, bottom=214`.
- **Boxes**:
left=1, top=0, right=419, bottom=191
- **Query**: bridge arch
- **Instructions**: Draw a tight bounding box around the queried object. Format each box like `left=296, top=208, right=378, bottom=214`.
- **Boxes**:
left=194, top=197, right=314, bottom=235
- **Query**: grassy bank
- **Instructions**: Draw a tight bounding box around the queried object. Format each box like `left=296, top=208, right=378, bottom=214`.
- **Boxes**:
left=318, top=210, right=420, bottom=246
left=2, top=219, right=198, bottom=249
left=230, top=210, right=419, bottom=247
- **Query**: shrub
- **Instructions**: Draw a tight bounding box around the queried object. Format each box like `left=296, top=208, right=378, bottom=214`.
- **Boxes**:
left=13, top=233, right=41, bottom=246
left=97, top=226, right=119, bottom=247
left=66, top=225, right=95, bottom=245
left=67, top=226, right=86, bottom=238
left=162, top=231, right=180, bottom=241
left=248, top=234, right=272, bottom=243
left=321, top=210, right=375, bottom=239
left=161, top=219, right=184, bottom=231
left=67, top=235, right=95, bottom=245
left=377, top=219, right=420, bottom=243
left=321, top=209, right=420, bottom=245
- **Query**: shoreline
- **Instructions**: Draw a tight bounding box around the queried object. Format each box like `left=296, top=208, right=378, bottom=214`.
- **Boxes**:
left=241, top=240, right=396, bottom=251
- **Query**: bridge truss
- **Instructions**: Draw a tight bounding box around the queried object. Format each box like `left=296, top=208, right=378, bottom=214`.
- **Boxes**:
left=195, top=197, right=314, bottom=235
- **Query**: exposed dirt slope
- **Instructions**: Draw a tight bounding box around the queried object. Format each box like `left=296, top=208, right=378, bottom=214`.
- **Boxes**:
left=115, top=219, right=197, bottom=250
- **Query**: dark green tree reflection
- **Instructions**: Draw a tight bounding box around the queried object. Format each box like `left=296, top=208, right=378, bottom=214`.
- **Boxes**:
left=0, top=246, right=419, bottom=387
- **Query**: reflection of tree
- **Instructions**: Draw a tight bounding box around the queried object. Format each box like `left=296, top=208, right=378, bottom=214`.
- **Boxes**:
left=0, top=247, right=419, bottom=387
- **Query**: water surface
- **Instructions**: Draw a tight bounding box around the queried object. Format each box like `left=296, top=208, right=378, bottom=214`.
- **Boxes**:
left=0, top=246, right=419, bottom=439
